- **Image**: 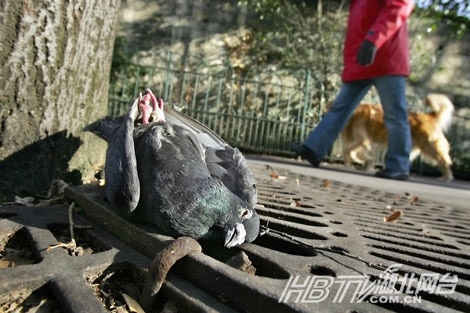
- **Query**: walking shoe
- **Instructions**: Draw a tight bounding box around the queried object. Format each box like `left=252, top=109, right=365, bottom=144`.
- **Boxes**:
left=375, top=169, right=409, bottom=181
left=290, top=143, right=321, bottom=168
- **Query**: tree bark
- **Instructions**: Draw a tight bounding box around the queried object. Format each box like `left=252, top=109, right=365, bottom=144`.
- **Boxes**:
left=0, top=0, right=121, bottom=201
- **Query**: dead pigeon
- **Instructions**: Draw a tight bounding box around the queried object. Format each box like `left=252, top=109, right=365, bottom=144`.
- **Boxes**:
left=87, top=89, right=259, bottom=247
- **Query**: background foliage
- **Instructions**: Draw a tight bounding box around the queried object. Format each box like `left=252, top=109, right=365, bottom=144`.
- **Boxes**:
left=237, top=0, right=469, bottom=76
left=109, top=0, right=470, bottom=179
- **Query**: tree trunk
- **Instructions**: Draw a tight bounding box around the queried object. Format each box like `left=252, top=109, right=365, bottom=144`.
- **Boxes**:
left=0, top=0, right=121, bottom=201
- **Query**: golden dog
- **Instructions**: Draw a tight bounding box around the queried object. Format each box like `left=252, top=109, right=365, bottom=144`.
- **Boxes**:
left=341, top=93, right=454, bottom=180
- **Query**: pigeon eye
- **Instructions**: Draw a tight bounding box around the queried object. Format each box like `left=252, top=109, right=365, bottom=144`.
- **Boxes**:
left=239, top=208, right=252, bottom=219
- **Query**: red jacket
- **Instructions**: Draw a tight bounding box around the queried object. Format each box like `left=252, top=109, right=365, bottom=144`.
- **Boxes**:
left=342, top=0, right=414, bottom=82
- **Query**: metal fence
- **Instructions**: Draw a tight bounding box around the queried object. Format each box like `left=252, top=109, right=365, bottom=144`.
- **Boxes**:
left=109, top=52, right=334, bottom=155
left=108, top=51, right=470, bottom=176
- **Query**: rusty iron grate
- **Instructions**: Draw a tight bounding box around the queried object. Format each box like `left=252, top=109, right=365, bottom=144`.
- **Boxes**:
left=1, top=161, right=469, bottom=312
left=248, top=163, right=470, bottom=312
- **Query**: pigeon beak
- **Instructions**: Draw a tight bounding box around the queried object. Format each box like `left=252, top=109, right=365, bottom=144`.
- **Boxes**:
left=224, top=223, right=246, bottom=248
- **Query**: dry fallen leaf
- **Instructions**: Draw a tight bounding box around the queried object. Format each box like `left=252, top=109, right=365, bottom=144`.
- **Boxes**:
left=226, top=251, right=256, bottom=275
left=383, top=210, right=403, bottom=222
left=122, top=293, right=146, bottom=313
left=290, top=200, right=301, bottom=207
left=410, top=196, right=419, bottom=205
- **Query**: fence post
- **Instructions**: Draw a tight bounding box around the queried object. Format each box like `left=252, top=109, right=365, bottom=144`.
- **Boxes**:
left=133, top=65, right=141, bottom=99
left=300, top=70, right=311, bottom=141
left=164, top=51, right=173, bottom=100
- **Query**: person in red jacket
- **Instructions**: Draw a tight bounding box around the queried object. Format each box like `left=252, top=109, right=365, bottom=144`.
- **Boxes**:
left=293, top=0, right=414, bottom=180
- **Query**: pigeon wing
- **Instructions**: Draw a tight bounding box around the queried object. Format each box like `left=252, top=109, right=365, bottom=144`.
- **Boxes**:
left=86, top=101, right=141, bottom=215
left=164, top=106, right=257, bottom=205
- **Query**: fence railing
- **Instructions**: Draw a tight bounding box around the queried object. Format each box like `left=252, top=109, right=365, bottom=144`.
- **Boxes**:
left=109, top=51, right=333, bottom=155
left=108, top=51, right=470, bottom=177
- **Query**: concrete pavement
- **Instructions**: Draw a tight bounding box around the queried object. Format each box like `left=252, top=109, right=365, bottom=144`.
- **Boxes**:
left=247, top=156, right=470, bottom=210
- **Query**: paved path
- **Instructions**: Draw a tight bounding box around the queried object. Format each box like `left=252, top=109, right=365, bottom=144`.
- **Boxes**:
left=247, top=156, right=470, bottom=210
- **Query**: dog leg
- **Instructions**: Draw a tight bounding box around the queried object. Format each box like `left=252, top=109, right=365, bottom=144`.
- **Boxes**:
left=409, top=148, right=421, bottom=161
left=418, top=136, right=453, bottom=181
left=343, top=138, right=366, bottom=167
left=435, top=138, right=453, bottom=181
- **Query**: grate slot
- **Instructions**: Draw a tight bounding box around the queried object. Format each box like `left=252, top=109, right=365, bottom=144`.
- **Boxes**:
left=256, top=207, right=324, bottom=226
left=352, top=218, right=426, bottom=232
left=369, top=244, right=470, bottom=270
left=253, top=233, right=318, bottom=257
left=366, top=236, right=469, bottom=259
left=47, top=223, right=110, bottom=256
left=0, top=227, right=38, bottom=267
left=441, top=232, right=470, bottom=240
left=418, top=225, right=469, bottom=235
left=259, top=217, right=328, bottom=240
left=355, top=222, right=445, bottom=241
left=257, top=200, right=324, bottom=217
left=369, top=249, right=470, bottom=281
left=359, top=229, right=460, bottom=250
left=257, top=201, right=324, bottom=217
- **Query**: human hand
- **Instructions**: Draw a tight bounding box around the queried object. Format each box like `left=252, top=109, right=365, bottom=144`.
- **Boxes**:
left=356, top=40, right=377, bottom=66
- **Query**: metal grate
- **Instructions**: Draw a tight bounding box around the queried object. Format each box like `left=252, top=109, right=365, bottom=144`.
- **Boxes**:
left=1, top=161, right=469, bottom=312
left=249, top=163, right=470, bottom=312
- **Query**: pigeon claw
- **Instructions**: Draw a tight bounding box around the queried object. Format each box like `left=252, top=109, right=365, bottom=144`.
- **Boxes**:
left=139, top=92, right=153, bottom=125
left=146, top=89, right=165, bottom=123
left=136, top=89, right=166, bottom=124
left=224, top=223, right=246, bottom=248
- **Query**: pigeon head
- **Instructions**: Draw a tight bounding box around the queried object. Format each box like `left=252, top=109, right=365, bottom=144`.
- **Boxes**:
left=242, top=209, right=260, bottom=243
left=224, top=207, right=260, bottom=248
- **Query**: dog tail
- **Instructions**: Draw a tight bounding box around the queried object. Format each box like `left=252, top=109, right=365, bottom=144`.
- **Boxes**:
left=424, top=93, right=454, bottom=132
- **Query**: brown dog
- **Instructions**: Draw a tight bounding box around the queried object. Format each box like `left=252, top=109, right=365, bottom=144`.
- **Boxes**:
left=341, top=93, right=454, bottom=180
